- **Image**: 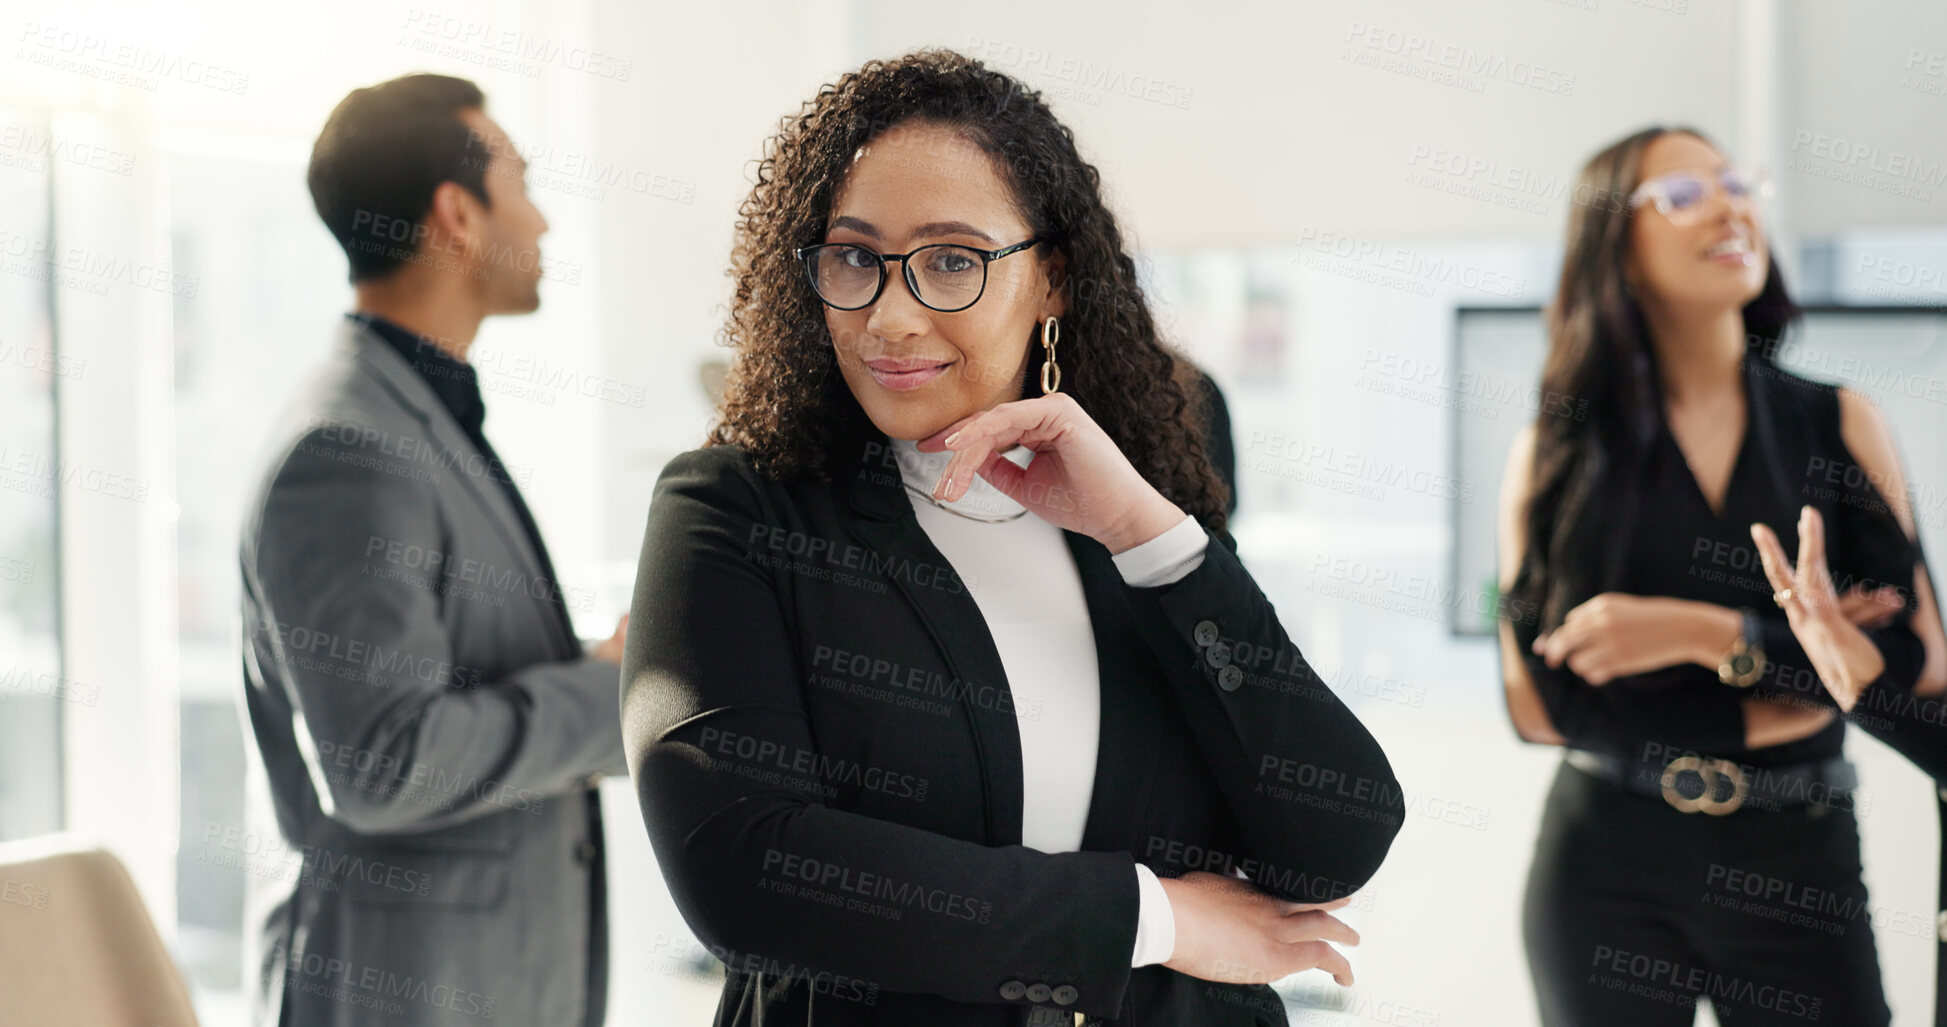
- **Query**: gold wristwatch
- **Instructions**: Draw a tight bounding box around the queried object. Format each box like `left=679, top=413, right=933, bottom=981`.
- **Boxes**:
left=1718, top=607, right=1766, bottom=688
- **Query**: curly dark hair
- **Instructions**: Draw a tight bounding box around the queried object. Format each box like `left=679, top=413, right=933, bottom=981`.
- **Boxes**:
left=703, top=48, right=1230, bottom=534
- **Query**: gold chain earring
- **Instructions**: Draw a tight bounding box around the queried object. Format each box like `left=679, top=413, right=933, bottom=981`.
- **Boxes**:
left=1040, top=316, right=1062, bottom=395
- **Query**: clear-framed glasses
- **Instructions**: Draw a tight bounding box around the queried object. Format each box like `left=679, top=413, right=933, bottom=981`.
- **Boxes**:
left=1628, top=165, right=1774, bottom=225
left=793, top=237, right=1044, bottom=313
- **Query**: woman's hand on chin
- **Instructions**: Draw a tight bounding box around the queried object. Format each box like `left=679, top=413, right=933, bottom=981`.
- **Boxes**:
left=916, top=393, right=1187, bottom=554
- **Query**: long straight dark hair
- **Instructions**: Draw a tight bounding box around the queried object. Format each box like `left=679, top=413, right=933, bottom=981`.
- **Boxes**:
left=1507, top=126, right=1800, bottom=631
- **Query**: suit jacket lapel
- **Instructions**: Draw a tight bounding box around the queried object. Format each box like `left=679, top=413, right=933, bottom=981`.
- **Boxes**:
left=1063, top=531, right=1152, bottom=855
left=838, top=429, right=1025, bottom=848
left=337, top=320, right=578, bottom=657
left=835, top=427, right=1150, bottom=856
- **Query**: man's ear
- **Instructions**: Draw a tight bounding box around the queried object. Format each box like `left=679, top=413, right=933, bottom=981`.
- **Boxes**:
left=1040, top=246, right=1068, bottom=320
left=425, top=180, right=482, bottom=251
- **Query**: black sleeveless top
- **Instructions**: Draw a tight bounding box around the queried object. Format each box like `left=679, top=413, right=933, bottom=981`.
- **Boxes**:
left=1513, top=357, right=1926, bottom=768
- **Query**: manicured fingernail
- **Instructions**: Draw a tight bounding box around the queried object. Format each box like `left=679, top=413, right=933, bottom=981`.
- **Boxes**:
left=944, top=431, right=961, bottom=448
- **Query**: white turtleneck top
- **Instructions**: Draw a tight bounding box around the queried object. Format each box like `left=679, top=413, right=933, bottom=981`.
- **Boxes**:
left=888, top=437, right=1209, bottom=967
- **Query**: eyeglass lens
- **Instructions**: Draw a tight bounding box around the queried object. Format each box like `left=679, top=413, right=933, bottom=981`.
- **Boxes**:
left=807, top=244, right=988, bottom=310
left=1658, top=167, right=1762, bottom=220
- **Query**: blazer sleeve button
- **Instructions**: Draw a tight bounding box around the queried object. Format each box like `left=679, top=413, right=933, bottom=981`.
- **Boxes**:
left=1000, top=980, right=1028, bottom=1000
left=1052, top=984, right=1079, bottom=1005
left=1194, top=620, right=1220, bottom=647
left=1026, top=983, right=1052, bottom=1003
left=1218, top=665, right=1243, bottom=692
left=574, top=840, right=597, bottom=864
left=1205, top=642, right=1232, bottom=668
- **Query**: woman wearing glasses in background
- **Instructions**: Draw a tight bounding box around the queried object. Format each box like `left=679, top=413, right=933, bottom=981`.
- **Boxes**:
left=1499, top=125, right=1947, bottom=1026
left=621, top=50, right=1402, bottom=1026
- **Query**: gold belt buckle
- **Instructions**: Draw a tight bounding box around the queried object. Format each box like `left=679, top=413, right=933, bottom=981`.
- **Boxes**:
left=1659, top=755, right=1747, bottom=815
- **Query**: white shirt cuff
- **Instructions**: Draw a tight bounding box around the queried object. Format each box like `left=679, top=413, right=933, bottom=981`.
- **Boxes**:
left=1131, top=863, right=1177, bottom=967
left=1111, top=513, right=1207, bottom=587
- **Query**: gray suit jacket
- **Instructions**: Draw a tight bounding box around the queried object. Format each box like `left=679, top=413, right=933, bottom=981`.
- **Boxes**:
left=238, top=318, right=626, bottom=1026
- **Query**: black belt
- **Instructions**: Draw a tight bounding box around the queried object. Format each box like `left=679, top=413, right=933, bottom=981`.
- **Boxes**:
left=1565, top=749, right=1860, bottom=815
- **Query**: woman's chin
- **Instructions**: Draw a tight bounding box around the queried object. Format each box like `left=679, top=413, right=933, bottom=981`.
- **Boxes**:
left=1655, top=280, right=1765, bottom=316
left=848, top=379, right=989, bottom=442
left=862, top=405, right=956, bottom=444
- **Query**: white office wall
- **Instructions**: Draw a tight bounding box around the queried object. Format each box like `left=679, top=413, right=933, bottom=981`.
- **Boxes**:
left=850, top=0, right=1745, bottom=246
left=584, top=0, right=856, bottom=565
left=1786, top=0, right=1947, bottom=236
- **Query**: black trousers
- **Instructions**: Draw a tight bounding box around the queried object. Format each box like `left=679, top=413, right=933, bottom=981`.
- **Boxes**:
left=1523, top=759, right=1890, bottom=1026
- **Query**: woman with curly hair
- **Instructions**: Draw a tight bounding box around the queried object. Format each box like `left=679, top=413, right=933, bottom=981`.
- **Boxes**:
left=622, top=49, right=1402, bottom=1025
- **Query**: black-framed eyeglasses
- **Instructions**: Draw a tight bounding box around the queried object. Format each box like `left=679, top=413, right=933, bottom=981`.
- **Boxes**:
left=793, top=237, right=1044, bottom=313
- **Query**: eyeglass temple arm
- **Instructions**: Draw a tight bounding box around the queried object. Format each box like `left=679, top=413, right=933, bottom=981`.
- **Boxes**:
left=987, top=237, right=1043, bottom=259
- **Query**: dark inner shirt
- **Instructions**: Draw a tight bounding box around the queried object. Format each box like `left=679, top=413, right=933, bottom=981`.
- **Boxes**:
left=349, top=311, right=579, bottom=643
left=1515, top=356, right=1920, bottom=768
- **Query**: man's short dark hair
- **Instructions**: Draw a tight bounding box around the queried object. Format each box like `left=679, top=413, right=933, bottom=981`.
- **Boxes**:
left=308, top=73, right=492, bottom=282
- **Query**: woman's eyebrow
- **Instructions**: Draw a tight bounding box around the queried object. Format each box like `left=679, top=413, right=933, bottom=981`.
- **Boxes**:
left=827, top=216, right=997, bottom=244
left=912, top=220, right=996, bottom=243
left=830, top=215, right=879, bottom=237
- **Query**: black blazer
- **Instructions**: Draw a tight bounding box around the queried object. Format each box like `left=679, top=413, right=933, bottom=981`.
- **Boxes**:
left=621, top=426, right=1404, bottom=1026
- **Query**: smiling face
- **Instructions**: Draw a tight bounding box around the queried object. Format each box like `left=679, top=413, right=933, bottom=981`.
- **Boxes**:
left=819, top=119, right=1065, bottom=442
left=1626, top=132, right=1768, bottom=318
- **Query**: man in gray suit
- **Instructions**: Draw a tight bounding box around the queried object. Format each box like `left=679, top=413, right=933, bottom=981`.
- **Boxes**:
left=238, top=74, right=628, bottom=1026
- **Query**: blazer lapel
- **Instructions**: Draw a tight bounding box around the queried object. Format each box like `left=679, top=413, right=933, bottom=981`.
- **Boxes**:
left=834, top=426, right=1155, bottom=857
left=1063, top=531, right=1155, bottom=856
left=337, top=320, right=578, bottom=657
left=838, top=428, right=1025, bottom=848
